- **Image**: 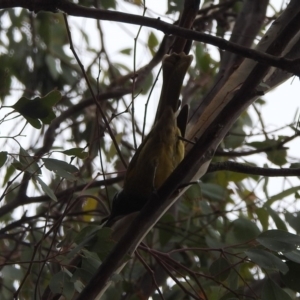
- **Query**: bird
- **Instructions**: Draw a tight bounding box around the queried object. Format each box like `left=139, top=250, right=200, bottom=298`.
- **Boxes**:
left=105, top=52, right=193, bottom=228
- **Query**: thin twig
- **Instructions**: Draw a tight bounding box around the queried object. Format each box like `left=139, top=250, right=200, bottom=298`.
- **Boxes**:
left=63, top=14, right=127, bottom=168
left=135, top=250, right=165, bottom=300
left=208, top=161, right=300, bottom=177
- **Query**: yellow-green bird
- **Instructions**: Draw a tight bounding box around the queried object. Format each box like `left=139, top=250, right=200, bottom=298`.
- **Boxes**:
left=105, top=52, right=193, bottom=226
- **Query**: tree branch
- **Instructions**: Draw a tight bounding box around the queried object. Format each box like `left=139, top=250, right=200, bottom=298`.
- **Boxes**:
left=2, top=0, right=300, bottom=75
left=208, top=161, right=300, bottom=177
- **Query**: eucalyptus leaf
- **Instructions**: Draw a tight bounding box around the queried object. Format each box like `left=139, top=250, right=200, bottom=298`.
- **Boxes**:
left=246, top=249, right=288, bottom=274
left=257, top=230, right=300, bottom=252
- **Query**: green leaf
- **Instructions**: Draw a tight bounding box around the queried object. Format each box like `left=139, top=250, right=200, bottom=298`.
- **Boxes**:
left=223, top=120, right=246, bottom=149
left=42, top=158, right=78, bottom=181
left=120, top=48, right=132, bottom=55
left=285, top=212, right=300, bottom=233
left=0, top=151, right=8, bottom=168
left=13, top=97, right=49, bottom=119
left=74, top=281, right=85, bottom=294
left=256, top=207, right=269, bottom=231
left=267, top=207, right=287, bottom=231
left=257, top=230, right=300, bottom=252
left=198, top=199, right=213, bottom=215
left=107, top=133, right=123, bottom=162
left=61, top=148, right=88, bottom=159
left=280, top=261, right=300, bottom=292
left=11, top=90, right=61, bottom=129
left=39, top=90, right=61, bottom=124
left=284, top=250, right=300, bottom=264
left=240, top=110, right=253, bottom=127
left=209, top=257, right=231, bottom=281
left=245, top=249, right=288, bottom=274
left=166, top=0, right=184, bottom=14
left=19, top=147, right=41, bottom=175
left=67, top=226, right=103, bottom=260
left=1, top=265, right=23, bottom=281
left=36, top=177, right=57, bottom=201
left=3, top=164, right=15, bottom=186
left=139, top=71, right=153, bottom=95
left=247, top=139, right=287, bottom=166
left=25, top=116, right=42, bottom=129
left=267, top=149, right=287, bottom=166
left=72, top=251, right=102, bottom=285
left=148, top=32, right=159, bottom=56
left=61, top=63, right=78, bottom=86
left=195, top=44, right=211, bottom=73
left=74, top=227, right=115, bottom=260
left=247, top=139, right=278, bottom=149
left=158, top=213, right=175, bottom=246
left=183, top=181, right=202, bottom=206
left=80, top=254, right=101, bottom=276
left=266, top=186, right=300, bottom=206
left=46, top=54, right=59, bottom=79
left=57, top=230, right=76, bottom=248
left=41, top=90, right=61, bottom=108
left=230, top=218, right=260, bottom=244
left=100, top=0, right=116, bottom=9
left=89, top=228, right=116, bottom=260
left=72, top=258, right=99, bottom=284
left=49, top=271, right=74, bottom=299
left=12, top=158, right=23, bottom=171
left=226, top=266, right=239, bottom=290
left=262, top=279, right=292, bottom=300
left=199, top=182, right=227, bottom=202
left=74, top=225, right=103, bottom=245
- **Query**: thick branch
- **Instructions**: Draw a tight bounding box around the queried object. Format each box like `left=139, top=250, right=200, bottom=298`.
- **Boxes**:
left=2, top=0, right=300, bottom=75
left=218, top=0, right=269, bottom=81
left=208, top=162, right=300, bottom=177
